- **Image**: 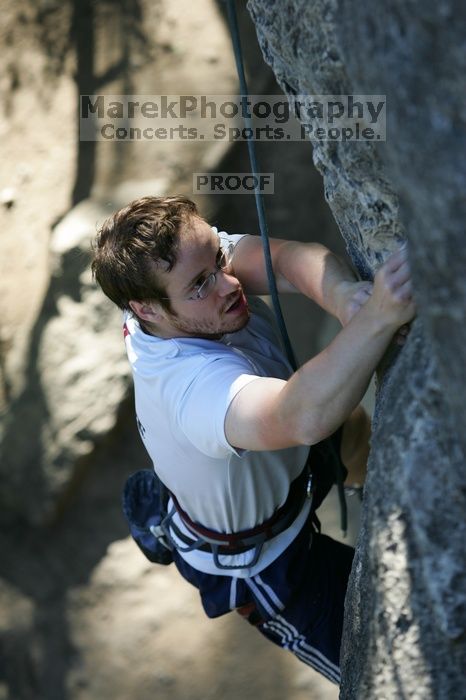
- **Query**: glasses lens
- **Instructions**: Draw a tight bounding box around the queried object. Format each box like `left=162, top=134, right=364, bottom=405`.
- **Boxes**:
left=197, top=273, right=216, bottom=300
left=219, top=244, right=234, bottom=270
left=193, top=245, right=234, bottom=300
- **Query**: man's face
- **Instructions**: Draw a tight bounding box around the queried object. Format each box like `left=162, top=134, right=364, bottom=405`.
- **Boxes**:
left=157, top=217, right=250, bottom=339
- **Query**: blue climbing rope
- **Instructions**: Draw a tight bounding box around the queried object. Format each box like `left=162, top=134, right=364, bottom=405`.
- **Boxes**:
left=224, top=1, right=349, bottom=534
left=224, top=0, right=297, bottom=372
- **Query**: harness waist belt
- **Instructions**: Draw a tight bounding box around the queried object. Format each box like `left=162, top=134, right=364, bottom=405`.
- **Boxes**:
left=169, top=464, right=312, bottom=556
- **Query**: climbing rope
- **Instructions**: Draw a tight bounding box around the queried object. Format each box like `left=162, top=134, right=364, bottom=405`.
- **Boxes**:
left=224, top=0, right=297, bottom=372
left=224, top=0, right=349, bottom=534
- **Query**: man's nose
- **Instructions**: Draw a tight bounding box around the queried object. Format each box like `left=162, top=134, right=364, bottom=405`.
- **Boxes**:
left=216, top=270, right=240, bottom=296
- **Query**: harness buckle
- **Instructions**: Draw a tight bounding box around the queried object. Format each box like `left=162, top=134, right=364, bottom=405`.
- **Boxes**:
left=306, top=472, right=314, bottom=500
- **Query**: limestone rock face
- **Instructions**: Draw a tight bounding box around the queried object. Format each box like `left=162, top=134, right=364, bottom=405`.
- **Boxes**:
left=0, top=199, right=131, bottom=525
left=248, top=0, right=466, bottom=697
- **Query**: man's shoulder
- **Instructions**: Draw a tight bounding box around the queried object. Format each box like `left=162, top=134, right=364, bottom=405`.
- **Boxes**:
left=212, top=227, right=249, bottom=248
left=127, top=325, right=252, bottom=379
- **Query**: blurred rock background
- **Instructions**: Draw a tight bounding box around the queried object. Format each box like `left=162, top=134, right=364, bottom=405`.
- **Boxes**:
left=0, top=1, right=359, bottom=698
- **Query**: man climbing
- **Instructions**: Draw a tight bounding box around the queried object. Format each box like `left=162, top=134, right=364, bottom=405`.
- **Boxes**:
left=91, top=195, right=415, bottom=684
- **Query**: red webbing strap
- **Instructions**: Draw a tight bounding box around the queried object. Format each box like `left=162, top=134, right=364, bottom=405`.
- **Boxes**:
left=169, top=461, right=309, bottom=548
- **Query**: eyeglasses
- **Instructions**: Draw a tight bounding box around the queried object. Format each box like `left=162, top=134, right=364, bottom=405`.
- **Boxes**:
left=162, top=243, right=235, bottom=302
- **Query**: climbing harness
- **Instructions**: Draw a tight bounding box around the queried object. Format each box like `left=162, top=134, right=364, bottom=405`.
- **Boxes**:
left=123, top=461, right=315, bottom=570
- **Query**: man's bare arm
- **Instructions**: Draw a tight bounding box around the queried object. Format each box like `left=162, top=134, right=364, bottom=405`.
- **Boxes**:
left=225, top=247, right=415, bottom=451
left=232, top=235, right=362, bottom=324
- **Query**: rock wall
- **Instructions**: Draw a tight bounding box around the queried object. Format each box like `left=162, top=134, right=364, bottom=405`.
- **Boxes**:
left=248, top=0, right=466, bottom=697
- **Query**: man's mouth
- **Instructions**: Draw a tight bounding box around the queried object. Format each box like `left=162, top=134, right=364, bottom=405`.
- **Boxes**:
left=225, top=292, right=246, bottom=313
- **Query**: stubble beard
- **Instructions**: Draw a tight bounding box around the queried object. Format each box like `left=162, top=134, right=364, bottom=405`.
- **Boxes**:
left=168, top=305, right=250, bottom=340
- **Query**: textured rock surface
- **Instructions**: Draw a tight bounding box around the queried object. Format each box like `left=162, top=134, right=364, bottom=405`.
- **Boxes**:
left=0, top=198, right=132, bottom=524
left=248, top=0, right=466, bottom=697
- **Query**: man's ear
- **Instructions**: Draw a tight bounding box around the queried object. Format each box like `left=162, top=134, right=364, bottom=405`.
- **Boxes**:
left=128, top=300, right=166, bottom=323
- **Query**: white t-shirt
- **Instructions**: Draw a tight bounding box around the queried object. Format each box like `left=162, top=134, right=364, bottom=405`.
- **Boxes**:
left=124, top=230, right=310, bottom=576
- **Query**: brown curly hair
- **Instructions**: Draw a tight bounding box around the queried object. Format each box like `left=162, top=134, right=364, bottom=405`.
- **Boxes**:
left=91, top=195, right=199, bottom=312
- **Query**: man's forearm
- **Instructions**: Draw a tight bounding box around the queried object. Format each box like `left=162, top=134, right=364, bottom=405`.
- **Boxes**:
left=235, top=236, right=357, bottom=320
left=277, top=304, right=395, bottom=444
left=275, top=241, right=358, bottom=320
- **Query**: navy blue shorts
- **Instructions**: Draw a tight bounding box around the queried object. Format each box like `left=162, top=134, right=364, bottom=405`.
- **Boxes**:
left=172, top=430, right=353, bottom=684
left=255, top=532, right=354, bottom=683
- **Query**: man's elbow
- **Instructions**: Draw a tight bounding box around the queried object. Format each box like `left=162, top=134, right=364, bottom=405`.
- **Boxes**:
left=251, top=409, right=334, bottom=450
left=292, top=410, right=336, bottom=447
